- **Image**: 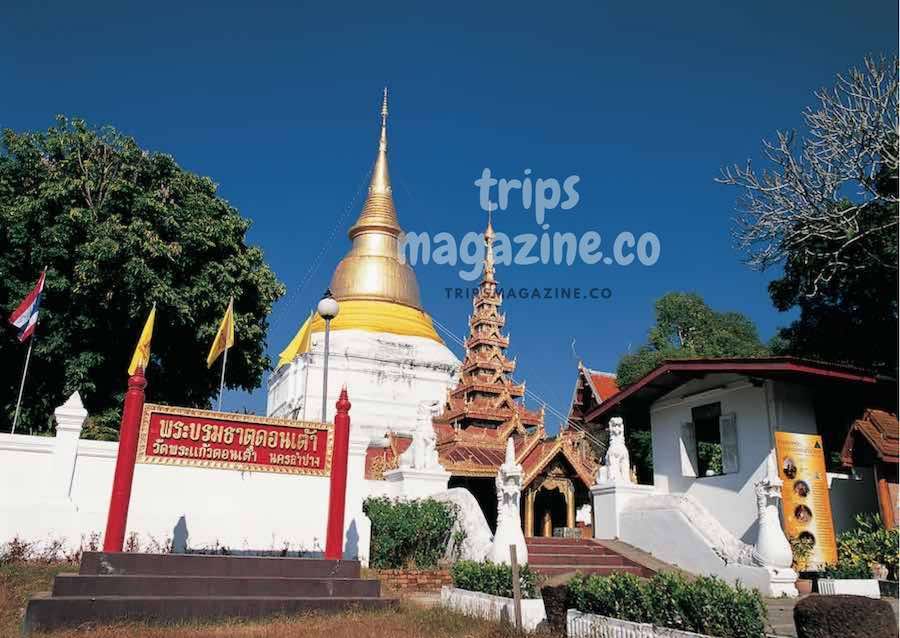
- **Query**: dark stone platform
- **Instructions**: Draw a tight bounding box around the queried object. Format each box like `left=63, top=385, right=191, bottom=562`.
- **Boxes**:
left=23, top=552, right=395, bottom=635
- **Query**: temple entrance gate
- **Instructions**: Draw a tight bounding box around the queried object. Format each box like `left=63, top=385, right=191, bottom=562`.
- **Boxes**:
left=524, top=475, right=575, bottom=537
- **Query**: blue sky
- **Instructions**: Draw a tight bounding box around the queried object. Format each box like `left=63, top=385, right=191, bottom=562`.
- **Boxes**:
left=2, top=1, right=896, bottom=426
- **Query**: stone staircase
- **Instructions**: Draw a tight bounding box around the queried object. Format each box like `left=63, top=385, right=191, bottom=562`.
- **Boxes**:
left=23, top=551, right=395, bottom=635
left=526, top=537, right=655, bottom=578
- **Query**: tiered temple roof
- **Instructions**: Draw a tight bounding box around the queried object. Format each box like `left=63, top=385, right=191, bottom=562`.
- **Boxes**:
left=365, top=218, right=600, bottom=486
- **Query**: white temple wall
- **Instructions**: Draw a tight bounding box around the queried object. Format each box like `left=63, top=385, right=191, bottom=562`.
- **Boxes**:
left=650, top=378, right=817, bottom=544
left=268, top=330, right=459, bottom=442
left=0, top=428, right=363, bottom=559
left=649, top=376, right=870, bottom=543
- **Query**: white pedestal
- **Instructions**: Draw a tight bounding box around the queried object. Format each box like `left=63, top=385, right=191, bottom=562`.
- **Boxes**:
left=590, top=481, right=655, bottom=540
left=384, top=467, right=451, bottom=500
left=766, top=567, right=799, bottom=597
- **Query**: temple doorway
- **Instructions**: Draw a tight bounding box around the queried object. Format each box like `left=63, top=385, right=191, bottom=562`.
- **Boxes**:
left=530, top=485, right=569, bottom=536
left=522, top=455, right=592, bottom=537
left=448, top=475, right=498, bottom=532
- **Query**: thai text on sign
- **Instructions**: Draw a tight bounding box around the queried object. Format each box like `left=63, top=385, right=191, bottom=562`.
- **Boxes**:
left=136, top=404, right=333, bottom=476
left=774, top=431, right=837, bottom=567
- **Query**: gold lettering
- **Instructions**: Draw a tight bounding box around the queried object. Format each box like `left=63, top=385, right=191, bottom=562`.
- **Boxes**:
left=305, top=428, right=319, bottom=452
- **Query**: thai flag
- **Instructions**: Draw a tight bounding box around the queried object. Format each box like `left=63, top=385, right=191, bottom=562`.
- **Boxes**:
left=8, top=271, right=45, bottom=342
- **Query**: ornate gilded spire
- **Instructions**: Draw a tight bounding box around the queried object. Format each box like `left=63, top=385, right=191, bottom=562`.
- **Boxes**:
left=432, top=213, right=543, bottom=433
left=329, top=88, right=423, bottom=309
left=484, top=207, right=496, bottom=283
left=348, top=86, right=400, bottom=239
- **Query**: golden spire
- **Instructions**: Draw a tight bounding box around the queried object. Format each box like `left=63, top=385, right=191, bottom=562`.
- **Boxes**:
left=329, top=88, right=423, bottom=308
left=347, top=87, right=400, bottom=239
left=483, top=206, right=496, bottom=283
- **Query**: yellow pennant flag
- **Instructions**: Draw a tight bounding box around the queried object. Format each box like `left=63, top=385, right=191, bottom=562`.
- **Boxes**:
left=127, top=304, right=156, bottom=375
left=277, top=309, right=314, bottom=369
left=207, top=297, right=235, bottom=368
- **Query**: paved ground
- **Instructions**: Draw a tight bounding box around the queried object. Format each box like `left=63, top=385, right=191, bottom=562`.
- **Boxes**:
left=766, top=595, right=899, bottom=637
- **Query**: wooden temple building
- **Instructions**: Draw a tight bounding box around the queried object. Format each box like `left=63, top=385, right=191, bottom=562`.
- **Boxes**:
left=365, top=219, right=606, bottom=536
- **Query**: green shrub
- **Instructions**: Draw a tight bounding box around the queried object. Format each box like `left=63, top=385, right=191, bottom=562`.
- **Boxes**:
left=363, top=496, right=459, bottom=569
left=790, top=534, right=815, bottom=572
left=836, top=513, right=898, bottom=580
left=567, top=572, right=651, bottom=623
left=450, top=560, right=538, bottom=599
left=645, top=571, right=691, bottom=631
left=821, top=559, right=872, bottom=580
left=568, top=571, right=766, bottom=638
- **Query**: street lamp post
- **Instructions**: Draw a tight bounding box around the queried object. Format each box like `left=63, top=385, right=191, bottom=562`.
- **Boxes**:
left=317, top=289, right=340, bottom=423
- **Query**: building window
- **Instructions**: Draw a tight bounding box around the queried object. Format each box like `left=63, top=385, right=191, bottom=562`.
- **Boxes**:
left=680, top=402, right=739, bottom=478
left=694, top=403, right=723, bottom=476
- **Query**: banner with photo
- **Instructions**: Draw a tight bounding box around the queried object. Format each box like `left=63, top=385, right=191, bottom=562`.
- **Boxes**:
left=774, top=431, right=837, bottom=567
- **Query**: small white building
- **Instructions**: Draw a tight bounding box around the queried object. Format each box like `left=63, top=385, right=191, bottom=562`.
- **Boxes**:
left=577, top=357, right=897, bottom=593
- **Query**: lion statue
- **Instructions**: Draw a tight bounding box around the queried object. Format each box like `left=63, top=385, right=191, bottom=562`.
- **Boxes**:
left=398, top=399, right=441, bottom=470
left=597, top=416, right=633, bottom=483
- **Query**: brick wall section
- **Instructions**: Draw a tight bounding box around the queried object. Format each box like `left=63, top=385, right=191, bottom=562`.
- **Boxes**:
left=373, top=569, right=451, bottom=592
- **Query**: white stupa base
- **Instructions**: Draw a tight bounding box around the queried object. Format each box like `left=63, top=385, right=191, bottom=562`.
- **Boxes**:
left=384, top=467, right=451, bottom=500
left=267, top=329, right=459, bottom=441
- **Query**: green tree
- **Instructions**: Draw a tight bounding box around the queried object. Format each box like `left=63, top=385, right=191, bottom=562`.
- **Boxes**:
left=0, top=117, right=285, bottom=437
left=616, top=292, right=767, bottom=387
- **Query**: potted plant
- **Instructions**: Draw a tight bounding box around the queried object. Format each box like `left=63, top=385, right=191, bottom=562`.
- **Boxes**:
left=818, top=560, right=881, bottom=598
left=790, top=534, right=814, bottom=594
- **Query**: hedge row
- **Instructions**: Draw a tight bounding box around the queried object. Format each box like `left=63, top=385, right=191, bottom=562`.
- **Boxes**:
left=568, top=571, right=766, bottom=638
left=450, top=559, right=538, bottom=599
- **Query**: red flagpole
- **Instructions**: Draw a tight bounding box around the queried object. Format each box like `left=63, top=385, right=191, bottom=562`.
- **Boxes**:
left=324, top=387, right=351, bottom=560
left=103, top=368, right=147, bottom=552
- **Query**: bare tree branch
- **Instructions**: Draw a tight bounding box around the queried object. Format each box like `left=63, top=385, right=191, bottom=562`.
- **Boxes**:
left=718, top=55, right=899, bottom=297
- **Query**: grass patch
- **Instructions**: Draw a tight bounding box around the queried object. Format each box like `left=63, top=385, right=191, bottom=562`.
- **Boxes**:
left=2, top=560, right=556, bottom=637
left=27, top=605, right=552, bottom=638
left=1, top=560, right=74, bottom=636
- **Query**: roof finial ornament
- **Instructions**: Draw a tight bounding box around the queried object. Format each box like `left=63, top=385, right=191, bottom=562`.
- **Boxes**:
left=484, top=203, right=496, bottom=283
left=379, top=86, right=389, bottom=152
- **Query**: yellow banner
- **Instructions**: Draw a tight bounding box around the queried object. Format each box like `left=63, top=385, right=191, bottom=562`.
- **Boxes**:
left=127, top=305, right=156, bottom=375
left=207, top=298, right=235, bottom=368
left=774, top=431, right=837, bottom=567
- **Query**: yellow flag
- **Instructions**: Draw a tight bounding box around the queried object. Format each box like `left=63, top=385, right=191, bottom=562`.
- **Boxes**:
left=127, top=304, right=156, bottom=375
left=277, top=309, right=314, bottom=368
left=207, top=298, right=235, bottom=368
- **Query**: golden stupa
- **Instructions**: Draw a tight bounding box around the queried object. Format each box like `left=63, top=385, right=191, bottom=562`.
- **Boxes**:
left=278, top=89, right=443, bottom=368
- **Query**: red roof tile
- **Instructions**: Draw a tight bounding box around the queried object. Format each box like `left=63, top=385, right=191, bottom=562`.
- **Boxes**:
left=841, top=409, right=899, bottom=466
left=588, top=371, right=619, bottom=402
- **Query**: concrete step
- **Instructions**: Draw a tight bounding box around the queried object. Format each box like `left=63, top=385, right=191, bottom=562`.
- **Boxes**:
left=525, top=537, right=595, bottom=545
left=534, top=565, right=650, bottom=577
left=24, top=594, right=397, bottom=634
left=528, top=553, right=629, bottom=567
left=52, top=574, right=381, bottom=598
left=79, top=552, right=359, bottom=579
left=527, top=545, right=619, bottom=557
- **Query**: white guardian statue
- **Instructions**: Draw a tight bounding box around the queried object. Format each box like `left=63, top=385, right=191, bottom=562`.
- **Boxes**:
left=751, top=450, right=798, bottom=596
left=488, top=438, right=528, bottom=565
left=597, top=416, right=633, bottom=484
left=398, top=400, right=442, bottom=470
